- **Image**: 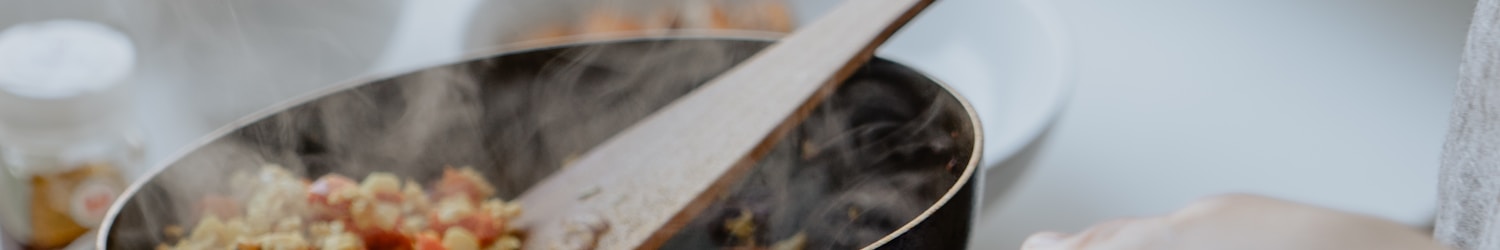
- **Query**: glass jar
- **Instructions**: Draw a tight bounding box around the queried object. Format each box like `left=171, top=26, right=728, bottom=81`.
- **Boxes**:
left=0, top=19, right=141, bottom=250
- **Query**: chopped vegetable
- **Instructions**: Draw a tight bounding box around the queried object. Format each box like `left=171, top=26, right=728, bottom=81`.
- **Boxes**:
left=164, top=165, right=521, bottom=250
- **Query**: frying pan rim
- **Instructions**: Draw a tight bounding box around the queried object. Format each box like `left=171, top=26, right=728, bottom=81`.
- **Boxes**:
left=855, top=55, right=982, bottom=250
left=97, top=29, right=983, bottom=250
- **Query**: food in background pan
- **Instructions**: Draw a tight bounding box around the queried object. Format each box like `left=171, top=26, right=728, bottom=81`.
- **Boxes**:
left=513, top=0, right=795, bottom=43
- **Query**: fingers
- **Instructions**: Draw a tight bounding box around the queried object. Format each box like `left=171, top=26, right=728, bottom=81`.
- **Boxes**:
left=1022, top=218, right=1173, bottom=250
left=1022, top=194, right=1451, bottom=250
left=1021, top=231, right=1071, bottom=249
left=1021, top=195, right=1281, bottom=250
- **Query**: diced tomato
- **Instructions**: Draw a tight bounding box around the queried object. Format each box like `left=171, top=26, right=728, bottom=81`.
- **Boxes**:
left=308, top=174, right=358, bottom=219
left=195, top=195, right=240, bottom=220
left=425, top=212, right=450, bottom=233
left=309, top=174, right=358, bottom=200
left=354, top=227, right=412, bottom=250
left=432, top=169, right=489, bottom=202
left=413, top=232, right=445, bottom=250
left=374, top=192, right=405, bottom=203
left=457, top=213, right=505, bottom=244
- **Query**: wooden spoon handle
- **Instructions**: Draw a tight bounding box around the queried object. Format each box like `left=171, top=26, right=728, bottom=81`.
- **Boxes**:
left=515, top=0, right=935, bottom=249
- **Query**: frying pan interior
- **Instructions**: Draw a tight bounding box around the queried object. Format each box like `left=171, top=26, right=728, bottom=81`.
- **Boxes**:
left=102, top=37, right=978, bottom=249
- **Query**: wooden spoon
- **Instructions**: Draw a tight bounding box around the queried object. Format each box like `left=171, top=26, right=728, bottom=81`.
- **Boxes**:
left=513, top=0, right=936, bottom=249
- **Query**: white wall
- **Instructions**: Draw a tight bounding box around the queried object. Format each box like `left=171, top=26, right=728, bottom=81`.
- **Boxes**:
left=974, top=0, right=1474, bottom=248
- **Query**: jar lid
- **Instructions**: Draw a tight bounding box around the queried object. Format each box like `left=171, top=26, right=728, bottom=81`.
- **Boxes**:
left=0, top=20, right=138, bottom=164
left=0, top=19, right=135, bottom=99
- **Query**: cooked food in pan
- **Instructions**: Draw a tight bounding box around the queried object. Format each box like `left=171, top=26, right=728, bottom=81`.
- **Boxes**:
left=161, top=166, right=522, bottom=250
left=105, top=38, right=975, bottom=250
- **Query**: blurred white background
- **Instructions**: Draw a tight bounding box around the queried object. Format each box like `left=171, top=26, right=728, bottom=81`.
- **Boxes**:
left=973, top=0, right=1474, bottom=248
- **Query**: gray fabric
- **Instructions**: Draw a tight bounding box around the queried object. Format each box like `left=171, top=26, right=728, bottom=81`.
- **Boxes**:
left=1437, top=0, right=1500, bottom=249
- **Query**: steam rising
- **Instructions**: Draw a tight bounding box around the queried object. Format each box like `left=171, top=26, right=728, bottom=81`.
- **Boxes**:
left=107, top=38, right=972, bottom=249
left=661, top=59, right=969, bottom=249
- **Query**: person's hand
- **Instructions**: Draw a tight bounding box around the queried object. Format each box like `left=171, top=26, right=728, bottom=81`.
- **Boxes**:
left=1020, top=194, right=1449, bottom=250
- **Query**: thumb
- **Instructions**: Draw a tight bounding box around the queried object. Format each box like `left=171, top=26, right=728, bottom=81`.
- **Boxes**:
left=1021, top=231, right=1072, bottom=250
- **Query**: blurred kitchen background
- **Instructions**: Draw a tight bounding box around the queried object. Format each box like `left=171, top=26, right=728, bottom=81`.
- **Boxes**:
left=0, top=0, right=1476, bottom=249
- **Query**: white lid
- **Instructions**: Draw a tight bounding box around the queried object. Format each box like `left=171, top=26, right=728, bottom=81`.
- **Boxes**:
left=0, top=20, right=139, bottom=169
left=0, top=19, right=135, bottom=99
